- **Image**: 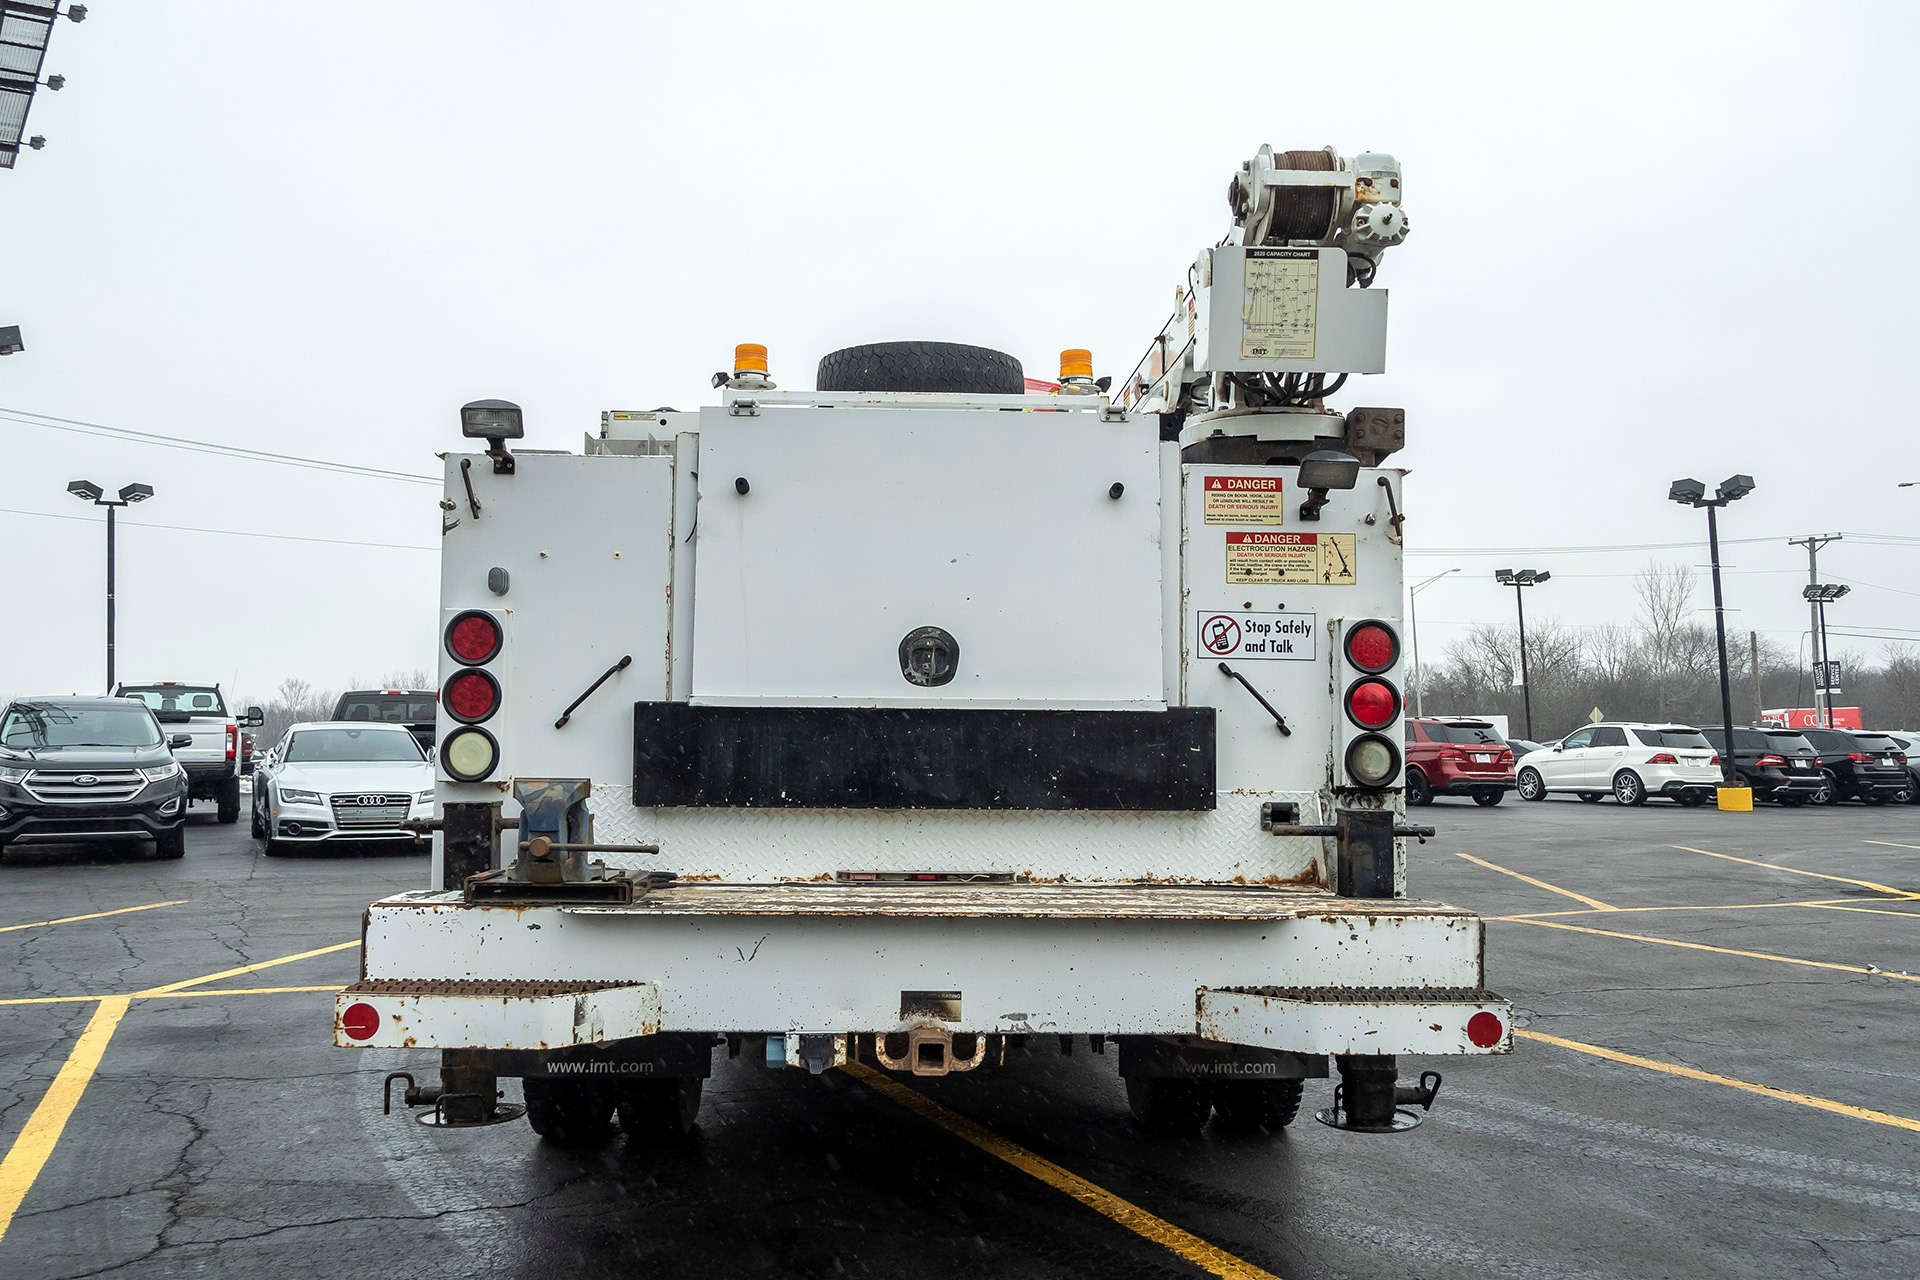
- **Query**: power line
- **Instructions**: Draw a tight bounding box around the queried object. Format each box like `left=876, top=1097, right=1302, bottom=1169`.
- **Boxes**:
left=0, top=506, right=435, bottom=553
left=0, top=406, right=441, bottom=486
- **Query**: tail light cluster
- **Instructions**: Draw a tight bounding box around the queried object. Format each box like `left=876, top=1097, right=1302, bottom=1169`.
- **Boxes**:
left=1340, top=619, right=1403, bottom=788
left=225, top=723, right=238, bottom=762
left=441, top=610, right=504, bottom=783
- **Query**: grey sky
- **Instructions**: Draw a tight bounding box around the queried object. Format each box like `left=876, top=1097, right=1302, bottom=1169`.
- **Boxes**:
left=4, top=1, right=1916, bottom=704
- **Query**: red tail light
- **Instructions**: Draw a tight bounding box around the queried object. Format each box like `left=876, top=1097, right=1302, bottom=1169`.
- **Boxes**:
left=1849, top=752, right=1868, bottom=762
left=1437, top=748, right=1465, bottom=761
left=444, top=668, right=500, bottom=724
left=445, top=611, right=504, bottom=665
left=1344, top=621, right=1400, bottom=674
left=1345, top=678, right=1400, bottom=730
left=1710, top=754, right=1720, bottom=765
left=1755, top=754, right=1786, bottom=767
left=1646, top=753, right=1678, bottom=764
left=225, top=724, right=237, bottom=761
left=1898, top=754, right=1909, bottom=764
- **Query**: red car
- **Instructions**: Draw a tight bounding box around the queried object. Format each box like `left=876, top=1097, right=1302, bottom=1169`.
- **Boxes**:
left=1404, top=719, right=1516, bottom=806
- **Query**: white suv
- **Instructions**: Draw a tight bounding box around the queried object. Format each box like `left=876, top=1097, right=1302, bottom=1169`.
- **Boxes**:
left=1514, top=723, right=1721, bottom=806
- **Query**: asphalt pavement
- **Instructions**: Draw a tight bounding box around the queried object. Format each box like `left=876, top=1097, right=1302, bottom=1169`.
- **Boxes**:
left=2, top=792, right=1917, bottom=1278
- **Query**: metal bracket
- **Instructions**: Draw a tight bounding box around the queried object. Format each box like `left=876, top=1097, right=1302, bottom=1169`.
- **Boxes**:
left=1259, top=801, right=1300, bottom=830
left=1376, top=475, right=1404, bottom=535
left=459, top=457, right=482, bottom=519
left=728, top=398, right=759, bottom=417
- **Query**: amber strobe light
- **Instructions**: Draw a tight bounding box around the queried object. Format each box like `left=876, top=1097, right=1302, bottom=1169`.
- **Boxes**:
left=445, top=610, right=503, bottom=665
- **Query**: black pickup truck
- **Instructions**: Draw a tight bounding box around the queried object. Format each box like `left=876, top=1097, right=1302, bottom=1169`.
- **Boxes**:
left=0, top=696, right=192, bottom=859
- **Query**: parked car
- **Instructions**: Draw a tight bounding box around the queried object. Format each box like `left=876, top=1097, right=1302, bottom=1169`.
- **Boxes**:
left=1506, top=738, right=1549, bottom=760
left=251, top=722, right=434, bottom=855
left=1797, top=727, right=1909, bottom=805
left=113, top=682, right=263, bottom=824
left=1696, top=726, right=1824, bottom=805
left=0, top=696, right=191, bottom=859
left=1404, top=718, right=1515, bottom=806
left=1882, top=732, right=1919, bottom=803
left=1515, top=722, right=1720, bottom=806
left=330, top=689, right=438, bottom=754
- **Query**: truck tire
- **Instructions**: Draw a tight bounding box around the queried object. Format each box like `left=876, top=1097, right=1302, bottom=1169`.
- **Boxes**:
left=217, top=777, right=241, bottom=824
left=1405, top=768, right=1432, bottom=806
left=153, top=826, right=186, bottom=860
left=523, top=1079, right=614, bottom=1144
left=816, top=341, right=1026, bottom=395
left=1124, top=1077, right=1214, bottom=1137
left=1211, top=1079, right=1304, bottom=1130
left=615, top=1077, right=702, bottom=1137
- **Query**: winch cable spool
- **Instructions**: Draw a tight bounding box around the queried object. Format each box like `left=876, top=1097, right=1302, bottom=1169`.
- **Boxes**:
left=1263, top=148, right=1341, bottom=243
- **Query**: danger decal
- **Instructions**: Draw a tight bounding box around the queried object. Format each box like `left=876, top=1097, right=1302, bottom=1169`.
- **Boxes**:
left=1196, top=611, right=1317, bottom=662
left=1202, top=474, right=1284, bottom=526
left=1224, top=531, right=1356, bottom=585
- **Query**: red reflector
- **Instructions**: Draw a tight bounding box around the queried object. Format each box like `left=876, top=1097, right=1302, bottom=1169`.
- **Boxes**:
left=1466, top=1011, right=1503, bottom=1048
left=1346, top=623, right=1397, bottom=673
left=445, top=670, right=497, bottom=721
left=913, top=873, right=940, bottom=881
left=1347, top=680, right=1397, bottom=729
left=341, top=1002, right=380, bottom=1041
left=1647, top=753, right=1678, bottom=764
left=447, top=613, right=502, bottom=664
left=1755, top=755, right=1786, bottom=767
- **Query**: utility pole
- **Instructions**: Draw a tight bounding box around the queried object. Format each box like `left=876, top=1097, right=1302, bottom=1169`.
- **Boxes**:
left=1790, top=534, right=1841, bottom=727
left=1750, top=630, right=1762, bottom=725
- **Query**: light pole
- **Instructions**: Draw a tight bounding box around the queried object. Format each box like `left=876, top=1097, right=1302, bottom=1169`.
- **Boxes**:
left=67, top=480, right=154, bottom=692
left=1668, top=475, right=1754, bottom=784
left=1802, top=583, right=1849, bottom=727
left=1493, top=568, right=1550, bottom=740
left=1408, top=567, right=1458, bottom=718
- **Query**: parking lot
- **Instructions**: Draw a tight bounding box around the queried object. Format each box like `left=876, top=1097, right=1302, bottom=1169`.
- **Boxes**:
left=0, top=794, right=1915, bottom=1280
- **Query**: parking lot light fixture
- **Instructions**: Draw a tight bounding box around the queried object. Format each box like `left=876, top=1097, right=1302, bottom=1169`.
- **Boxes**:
left=1493, top=568, right=1549, bottom=739
left=1801, top=583, right=1849, bottom=726
left=1668, top=473, right=1754, bottom=783
left=66, top=479, right=154, bottom=692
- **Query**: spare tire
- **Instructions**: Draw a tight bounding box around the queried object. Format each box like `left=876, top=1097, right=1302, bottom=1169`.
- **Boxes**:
left=816, top=341, right=1025, bottom=395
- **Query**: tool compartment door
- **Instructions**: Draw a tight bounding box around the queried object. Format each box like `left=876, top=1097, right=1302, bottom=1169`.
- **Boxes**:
left=690, top=408, right=1163, bottom=708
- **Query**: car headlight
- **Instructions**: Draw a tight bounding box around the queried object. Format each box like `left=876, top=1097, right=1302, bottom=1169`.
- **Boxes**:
left=141, top=761, right=183, bottom=782
left=0, top=766, right=27, bottom=784
left=279, top=787, right=323, bottom=805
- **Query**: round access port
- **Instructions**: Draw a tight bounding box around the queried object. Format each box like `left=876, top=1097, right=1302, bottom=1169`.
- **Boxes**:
left=899, top=626, right=960, bottom=687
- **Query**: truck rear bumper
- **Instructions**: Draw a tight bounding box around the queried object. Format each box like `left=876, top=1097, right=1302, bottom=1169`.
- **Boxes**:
left=337, top=883, right=1513, bottom=1056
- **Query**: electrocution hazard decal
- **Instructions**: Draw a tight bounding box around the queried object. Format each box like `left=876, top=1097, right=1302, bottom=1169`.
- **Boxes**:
left=1224, top=531, right=1356, bottom=585
left=1196, top=611, right=1317, bottom=661
left=1202, top=474, right=1284, bottom=525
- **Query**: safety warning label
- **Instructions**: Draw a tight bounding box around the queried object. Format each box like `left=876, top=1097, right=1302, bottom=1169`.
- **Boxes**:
left=1202, top=474, right=1284, bottom=526
left=1196, top=610, right=1317, bottom=662
left=1224, top=531, right=1357, bottom=585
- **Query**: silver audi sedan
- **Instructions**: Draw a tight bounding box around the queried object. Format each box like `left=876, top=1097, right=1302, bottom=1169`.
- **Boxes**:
left=250, top=722, right=434, bottom=855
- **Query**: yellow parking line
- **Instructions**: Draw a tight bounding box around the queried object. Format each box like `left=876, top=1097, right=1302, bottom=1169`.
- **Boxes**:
left=1455, top=852, right=1616, bottom=911
left=1806, top=903, right=1920, bottom=921
left=1498, top=895, right=1920, bottom=921
left=0, top=997, right=131, bottom=1245
left=842, top=1059, right=1281, bottom=1279
left=1517, top=1029, right=1920, bottom=1134
left=1501, top=917, right=1920, bottom=981
left=155, top=985, right=341, bottom=998
left=0, top=900, right=187, bottom=934
left=1671, top=845, right=1905, bottom=895
left=1864, top=840, right=1920, bottom=851
left=132, top=941, right=359, bottom=996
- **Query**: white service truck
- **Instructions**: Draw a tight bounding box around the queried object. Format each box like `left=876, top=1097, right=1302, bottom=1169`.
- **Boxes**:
left=338, top=143, right=1511, bottom=1142
left=112, top=682, right=262, bottom=823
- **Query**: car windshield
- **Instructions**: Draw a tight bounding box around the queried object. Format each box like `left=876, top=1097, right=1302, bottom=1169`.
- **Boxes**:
left=1635, top=727, right=1712, bottom=749
left=1761, top=733, right=1816, bottom=754
left=335, top=694, right=438, bottom=724
left=1, top=703, right=162, bottom=750
left=116, top=685, right=226, bottom=721
left=1426, top=723, right=1506, bottom=746
left=285, top=728, right=424, bottom=763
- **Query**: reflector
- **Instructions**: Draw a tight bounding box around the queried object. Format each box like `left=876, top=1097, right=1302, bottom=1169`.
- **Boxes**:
left=1346, top=678, right=1399, bottom=729
left=1344, top=620, right=1399, bottom=673
left=441, top=727, right=499, bottom=782
left=1466, top=1011, right=1503, bottom=1048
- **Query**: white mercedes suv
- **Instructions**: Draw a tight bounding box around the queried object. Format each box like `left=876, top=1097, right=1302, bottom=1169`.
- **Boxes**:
left=1514, top=722, right=1721, bottom=806
left=250, top=722, right=434, bottom=854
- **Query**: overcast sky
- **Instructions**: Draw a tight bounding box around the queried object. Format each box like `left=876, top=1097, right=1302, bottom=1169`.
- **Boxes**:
left=4, top=1, right=1916, bottom=706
